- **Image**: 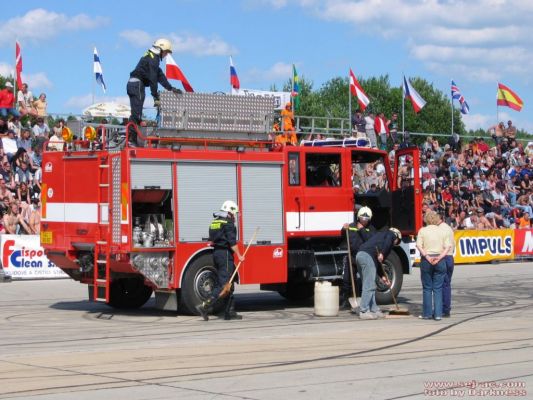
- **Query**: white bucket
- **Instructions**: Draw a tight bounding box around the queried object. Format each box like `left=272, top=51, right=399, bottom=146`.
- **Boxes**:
left=314, top=281, right=339, bottom=317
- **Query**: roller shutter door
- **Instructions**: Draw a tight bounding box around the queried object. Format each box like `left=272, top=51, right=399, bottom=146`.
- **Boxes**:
left=241, top=164, right=283, bottom=244
left=177, top=163, right=237, bottom=242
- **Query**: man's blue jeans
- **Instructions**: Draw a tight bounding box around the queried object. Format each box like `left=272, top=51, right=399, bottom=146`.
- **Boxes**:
left=420, top=258, right=446, bottom=319
left=442, top=255, right=454, bottom=315
left=356, top=251, right=379, bottom=313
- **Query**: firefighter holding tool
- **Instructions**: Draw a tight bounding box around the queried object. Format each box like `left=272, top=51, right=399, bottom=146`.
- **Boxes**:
left=339, top=206, right=376, bottom=310
left=127, top=38, right=182, bottom=145
left=198, top=201, right=245, bottom=321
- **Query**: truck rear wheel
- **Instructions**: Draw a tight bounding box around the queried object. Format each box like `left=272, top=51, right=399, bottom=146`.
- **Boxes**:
left=108, top=277, right=153, bottom=309
left=180, top=254, right=225, bottom=315
left=376, top=251, right=403, bottom=305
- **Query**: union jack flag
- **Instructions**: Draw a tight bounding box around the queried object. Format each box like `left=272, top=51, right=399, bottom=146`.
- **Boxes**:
left=451, top=80, right=469, bottom=114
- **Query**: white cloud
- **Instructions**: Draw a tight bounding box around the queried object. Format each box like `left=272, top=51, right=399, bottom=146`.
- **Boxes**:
left=120, top=29, right=236, bottom=56
left=119, top=30, right=153, bottom=48
left=247, top=62, right=293, bottom=82
left=65, top=94, right=131, bottom=110
left=462, top=113, right=495, bottom=131
left=0, top=63, right=13, bottom=77
left=24, top=73, right=52, bottom=90
left=0, top=8, right=109, bottom=47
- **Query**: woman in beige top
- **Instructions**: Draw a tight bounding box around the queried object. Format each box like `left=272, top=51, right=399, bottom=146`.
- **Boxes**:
left=416, top=211, right=451, bottom=320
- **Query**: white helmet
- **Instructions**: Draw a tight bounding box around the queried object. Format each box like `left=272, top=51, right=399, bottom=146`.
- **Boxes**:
left=221, top=200, right=239, bottom=214
left=153, top=38, right=173, bottom=53
left=357, top=206, right=373, bottom=221
left=389, top=227, right=402, bottom=241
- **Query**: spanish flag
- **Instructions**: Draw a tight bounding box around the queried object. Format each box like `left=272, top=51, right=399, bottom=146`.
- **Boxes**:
left=497, top=83, right=523, bottom=111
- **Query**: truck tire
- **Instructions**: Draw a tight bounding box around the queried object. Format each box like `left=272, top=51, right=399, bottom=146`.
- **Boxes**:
left=376, top=251, right=403, bottom=305
left=278, top=282, right=315, bottom=301
left=108, top=277, right=153, bottom=309
left=180, top=254, right=225, bottom=315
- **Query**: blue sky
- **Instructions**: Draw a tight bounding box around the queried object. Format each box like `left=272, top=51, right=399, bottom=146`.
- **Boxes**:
left=0, top=0, right=531, bottom=133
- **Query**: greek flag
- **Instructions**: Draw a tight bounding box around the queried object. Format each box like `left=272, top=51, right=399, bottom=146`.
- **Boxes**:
left=93, top=47, right=106, bottom=93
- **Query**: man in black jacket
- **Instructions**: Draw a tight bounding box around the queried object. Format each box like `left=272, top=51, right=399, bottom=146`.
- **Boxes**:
left=127, top=38, right=182, bottom=144
left=198, top=200, right=245, bottom=321
left=340, top=206, right=376, bottom=310
left=356, top=227, right=402, bottom=320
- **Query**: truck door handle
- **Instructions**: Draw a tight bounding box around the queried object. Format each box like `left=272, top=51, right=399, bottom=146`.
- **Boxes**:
left=309, top=205, right=315, bottom=210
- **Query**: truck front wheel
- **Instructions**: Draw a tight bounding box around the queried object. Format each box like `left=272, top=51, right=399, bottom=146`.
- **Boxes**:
left=180, top=254, right=225, bottom=315
left=375, top=251, right=403, bottom=305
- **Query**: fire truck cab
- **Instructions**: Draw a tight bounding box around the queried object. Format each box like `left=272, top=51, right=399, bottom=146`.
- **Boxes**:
left=40, top=92, right=421, bottom=314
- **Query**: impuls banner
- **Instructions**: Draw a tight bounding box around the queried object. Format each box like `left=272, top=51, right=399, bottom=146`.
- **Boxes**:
left=454, top=229, right=514, bottom=263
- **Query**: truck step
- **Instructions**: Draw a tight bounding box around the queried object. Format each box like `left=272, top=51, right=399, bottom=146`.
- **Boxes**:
left=96, top=241, right=107, bottom=245
left=99, top=164, right=109, bottom=168
left=99, top=183, right=110, bottom=188
left=95, top=279, right=107, bottom=284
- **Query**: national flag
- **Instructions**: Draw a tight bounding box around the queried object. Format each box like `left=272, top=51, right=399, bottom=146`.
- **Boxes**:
left=93, top=47, right=106, bottom=93
left=15, top=41, right=23, bottom=90
left=349, top=68, right=370, bottom=111
left=451, top=80, right=469, bottom=115
left=497, top=83, right=523, bottom=111
left=291, top=64, right=300, bottom=111
left=403, top=76, right=426, bottom=113
left=165, top=54, right=194, bottom=92
left=229, top=56, right=240, bottom=89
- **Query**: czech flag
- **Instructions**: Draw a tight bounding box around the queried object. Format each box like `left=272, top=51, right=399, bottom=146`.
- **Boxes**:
left=403, top=76, right=426, bottom=113
left=497, top=83, right=523, bottom=111
left=349, top=68, right=370, bottom=111
left=165, top=54, right=194, bottom=92
left=230, top=56, right=240, bottom=90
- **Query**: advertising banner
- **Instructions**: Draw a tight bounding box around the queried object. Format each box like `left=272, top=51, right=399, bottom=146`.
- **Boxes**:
left=1, top=235, right=68, bottom=279
left=514, top=228, right=533, bottom=256
left=454, top=229, right=514, bottom=264
left=231, top=88, right=291, bottom=110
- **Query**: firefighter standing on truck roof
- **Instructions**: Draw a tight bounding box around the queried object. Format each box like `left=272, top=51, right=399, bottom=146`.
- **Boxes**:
left=126, top=38, right=182, bottom=145
left=197, top=201, right=245, bottom=321
left=275, top=102, right=297, bottom=146
left=339, top=206, right=376, bottom=311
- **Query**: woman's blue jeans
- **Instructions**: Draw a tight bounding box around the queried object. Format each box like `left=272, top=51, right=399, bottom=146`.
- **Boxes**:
left=420, top=257, right=446, bottom=319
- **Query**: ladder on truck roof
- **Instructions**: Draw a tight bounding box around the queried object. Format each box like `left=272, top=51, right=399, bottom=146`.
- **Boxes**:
left=93, top=154, right=112, bottom=303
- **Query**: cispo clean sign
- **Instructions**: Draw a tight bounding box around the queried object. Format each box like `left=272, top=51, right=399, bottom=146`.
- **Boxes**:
left=1, top=235, right=67, bottom=279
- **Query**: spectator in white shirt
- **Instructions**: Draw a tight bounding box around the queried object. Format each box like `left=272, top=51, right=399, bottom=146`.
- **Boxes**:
left=32, top=117, right=50, bottom=138
left=17, top=83, right=38, bottom=118
left=2, top=130, right=19, bottom=161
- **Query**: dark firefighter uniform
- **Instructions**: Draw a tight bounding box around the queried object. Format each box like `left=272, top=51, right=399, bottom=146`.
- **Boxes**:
left=209, top=213, right=238, bottom=299
left=340, top=223, right=376, bottom=307
left=127, top=50, right=174, bottom=125
left=198, top=212, right=242, bottom=321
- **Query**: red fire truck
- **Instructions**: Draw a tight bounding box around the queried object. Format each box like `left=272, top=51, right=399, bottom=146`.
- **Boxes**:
left=40, top=92, right=422, bottom=314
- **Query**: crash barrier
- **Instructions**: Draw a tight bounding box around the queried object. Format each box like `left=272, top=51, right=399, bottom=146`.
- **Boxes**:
left=2, top=229, right=532, bottom=280
left=0, top=235, right=67, bottom=280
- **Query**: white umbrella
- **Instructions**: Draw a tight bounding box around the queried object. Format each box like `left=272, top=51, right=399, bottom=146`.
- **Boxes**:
left=82, top=102, right=131, bottom=119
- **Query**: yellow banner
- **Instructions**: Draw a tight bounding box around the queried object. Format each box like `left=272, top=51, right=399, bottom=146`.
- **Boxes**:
left=454, top=229, right=515, bottom=264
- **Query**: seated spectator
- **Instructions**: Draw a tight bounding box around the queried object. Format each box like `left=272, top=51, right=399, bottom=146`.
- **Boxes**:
left=33, top=93, right=48, bottom=118
left=3, top=200, right=31, bottom=234
left=32, top=117, right=50, bottom=138
left=476, top=208, right=494, bottom=229
left=16, top=128, right=32, bottom=152
left=48, top=126, right=65, bottom=151
left=17, top=83, right=38, bottom=117
left=505, top=120, right=517, bottom=139
left=7, top=115, right=22, bottom=137
left=2, top=130, right=19, bottom=162
left=15, top=160, right=32, bottom=185
left=0, top=161, right=15, bottom=192
left=518, top=212, right=531, bottom=229
left=32, top=167, right=42, bottom=196
left=0, top=82, right=20, bottom=118
left=28, top=198, right=41, bottom=234
left=17, top=181, right=31, bottom=205
left=0, top=118, right=8, bottom=135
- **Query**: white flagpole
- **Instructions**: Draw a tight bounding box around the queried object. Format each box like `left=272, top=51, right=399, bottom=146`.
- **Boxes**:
left=92, top=45, right=95, bottom=105
left=401, top=75, right=405, bottom=133
left=348, top=71, right=352, bottom=137
left=451, top=85, right=454, bottom=136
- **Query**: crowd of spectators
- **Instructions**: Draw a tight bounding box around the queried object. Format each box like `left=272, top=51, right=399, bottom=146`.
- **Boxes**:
left=0, top=82, right=45, bottom=235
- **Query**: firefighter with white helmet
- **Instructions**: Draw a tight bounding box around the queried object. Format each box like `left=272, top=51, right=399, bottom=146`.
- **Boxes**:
left=339, top=206, right=376, bottom=311
left=198, top=200, right=245, bottom=321
left=126, top=38, right=182, bottom=145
